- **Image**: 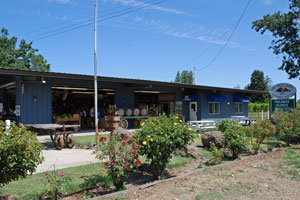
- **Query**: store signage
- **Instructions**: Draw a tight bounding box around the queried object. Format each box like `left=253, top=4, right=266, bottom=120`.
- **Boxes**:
left=269, top=83, right=296, bottom=99
left=15, top=105, right=21, bottom=116
left=271, top=99, right=295, bottom=112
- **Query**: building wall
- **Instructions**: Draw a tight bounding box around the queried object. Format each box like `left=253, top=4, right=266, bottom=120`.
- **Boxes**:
left=200, top=92, right=249, bottom=122
left=18, top=80, right=52, bottom=124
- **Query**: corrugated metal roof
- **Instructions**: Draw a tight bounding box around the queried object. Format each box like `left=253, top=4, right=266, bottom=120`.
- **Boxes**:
left=0, top=68, right=269, bottom=94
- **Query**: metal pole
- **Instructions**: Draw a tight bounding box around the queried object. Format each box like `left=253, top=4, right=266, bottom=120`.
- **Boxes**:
left=94, top=0, right=99, bottom=145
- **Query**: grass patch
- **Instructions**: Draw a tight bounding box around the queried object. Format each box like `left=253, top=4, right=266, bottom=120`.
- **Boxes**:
left=282, top=149, right=300, bottom=179
left=167, top=156, right=194, bottom=169
left=0, top=163, right=110, bottom=200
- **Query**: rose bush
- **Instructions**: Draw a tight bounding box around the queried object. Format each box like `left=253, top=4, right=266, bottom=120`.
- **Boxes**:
left=245, top=119, right=276, bottom=154
left=273, top=109, right=300, bottom=145
left=41, top=170, right=72, bottom=200
left=0, top=121, right=43, bottom=186
left=94, top=130, right=141, bottom=190
left=137, top=114, right=195, bottom=179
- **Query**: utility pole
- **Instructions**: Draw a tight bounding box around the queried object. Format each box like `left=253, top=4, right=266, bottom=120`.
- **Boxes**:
left=94, top=0, right=99, bottom=145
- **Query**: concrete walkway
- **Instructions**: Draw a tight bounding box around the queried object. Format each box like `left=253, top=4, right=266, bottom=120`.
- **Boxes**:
left=36, top=130, right=100, bottom=173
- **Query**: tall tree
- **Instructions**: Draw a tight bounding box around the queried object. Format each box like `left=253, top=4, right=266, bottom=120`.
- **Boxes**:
left=252, top=0, right=300, bottom=79
left=174, top=70, right=194, bottom=85
left=245, top=70, right=270, bottom=103
left=0, top=28, right=50, bottom=72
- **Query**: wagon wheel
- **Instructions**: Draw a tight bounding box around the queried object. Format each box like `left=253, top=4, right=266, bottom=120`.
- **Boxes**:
left=119, top=119, right=128, bottom=129
left=53, top=135, right=64, bottom=150
left=64, top=133, right=75, bottom=149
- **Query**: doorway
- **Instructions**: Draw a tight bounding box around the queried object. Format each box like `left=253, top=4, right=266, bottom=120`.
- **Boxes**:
left=189, top=101, right=197, bottom=121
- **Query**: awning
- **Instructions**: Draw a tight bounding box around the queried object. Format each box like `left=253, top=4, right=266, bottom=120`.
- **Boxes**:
left=233, top=96, right=251, bottom=103
left=207, top=95, right=229, bottom=102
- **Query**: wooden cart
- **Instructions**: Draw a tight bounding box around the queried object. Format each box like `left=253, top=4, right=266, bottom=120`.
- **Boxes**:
left=26, top=124, right=79, bottom=150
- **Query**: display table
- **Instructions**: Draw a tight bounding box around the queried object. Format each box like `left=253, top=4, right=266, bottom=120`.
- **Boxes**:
left=53, top=118, right=81, bottom=130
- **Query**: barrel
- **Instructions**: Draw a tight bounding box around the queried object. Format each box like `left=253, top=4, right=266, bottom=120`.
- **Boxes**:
left=125, top=108, right=132, bottom=116
left=140, top=108, right=147, bottom=116
left=133, top=108, right=140, bottom=116
left=116, top=109, right=124, bottom=117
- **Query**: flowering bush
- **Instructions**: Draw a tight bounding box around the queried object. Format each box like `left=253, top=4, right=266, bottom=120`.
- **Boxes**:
left=94, top=130, right=141, bottom=190
left=223, top=123, right=248, bottom=159
left=137, top=114, right=195, bottom=179
left=0, top=121, right=43, bottom=186
left=273, top=109, right=300, bottom=145
left=41, top=170, right=72, bottom=200
left=211, top=144, right=225, bottom=164
left=217, top=119, right=239, bottom=133
left=245, top=119, right=276, bottom=154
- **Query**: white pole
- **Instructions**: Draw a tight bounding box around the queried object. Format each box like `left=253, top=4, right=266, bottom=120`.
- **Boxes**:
left=94, top=0, right=99, bottom=145
left=267, top=110, right=270, bottom=120
left=261, top=110, right=263, bottom=120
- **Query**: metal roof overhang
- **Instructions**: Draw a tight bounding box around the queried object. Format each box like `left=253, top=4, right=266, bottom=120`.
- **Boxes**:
left=0, top=68, right=269, bottom=95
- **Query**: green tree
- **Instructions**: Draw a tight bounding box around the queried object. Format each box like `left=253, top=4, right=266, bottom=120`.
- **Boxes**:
left=0, top=27, right=50, bottom=72
left=252, top=0, right=300, bottom=79
left=174, top=70, right=194, bottom=85
left=245, top=70, right=270, bottom=103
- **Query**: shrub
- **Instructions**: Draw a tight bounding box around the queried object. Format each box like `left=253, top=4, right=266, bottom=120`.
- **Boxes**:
left=137, top=114, right=195, bottom=179
left=245, top=119, right=276, bottom=154
left=93, top=130, right=141, bottom=190
left=217, top=119, right=238, bottom=133
left=223, top=123, right=248, bottom=159
left=211, top=144, right=225, bottom=164
left=0, top=121, right=43, bottom=187
left=273, top=109, right=300, bottom=145
left=41, top=170, right=72, bottom=200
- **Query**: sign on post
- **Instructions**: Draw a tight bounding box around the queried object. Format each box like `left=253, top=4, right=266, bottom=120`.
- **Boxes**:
left=271, top=99, right=295, bottom=112
left=269, top=83, right=296, bottom=99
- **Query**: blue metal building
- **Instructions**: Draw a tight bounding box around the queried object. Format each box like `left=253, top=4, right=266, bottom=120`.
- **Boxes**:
left=0, top=69, right=267, bottom=126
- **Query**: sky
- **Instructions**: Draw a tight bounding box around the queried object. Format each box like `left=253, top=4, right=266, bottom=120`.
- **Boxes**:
left=1, top=0, right=299, bottom=98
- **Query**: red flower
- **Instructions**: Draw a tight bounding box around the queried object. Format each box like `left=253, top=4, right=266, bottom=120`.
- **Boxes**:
left=110, top=131, right=114, bottom=136
left=116, top=132, right=119, bottom=135
left=134, top=147, right=137, bottom=150
left=110, top=162, right=114, bottom=166
left=133, top=151, right=137, bottom=155
left=132, top=143, right=136, bottom=146
left=103, top=129, right=106, bottom=132
left=137, top=143, right=141, bottom=146
left=122, top=142, right=126, bottom=146
left=128, top=142, right=132, bottom=145
left=123, top=136, right=128, bottom=139
left=114, top=169, right=119, bottom=172
left=100, top=137, right=106, bottom=142
left=45, top=172, right=48, bottom=176
left=132, top=135, right=136, bottom=138
left=104, top=163, right=108, bottom=167
left=135, top=158, right=141, bottom=165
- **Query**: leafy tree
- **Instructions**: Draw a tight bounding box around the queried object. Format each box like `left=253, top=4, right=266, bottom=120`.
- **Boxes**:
left=245, top=70, right=270, bottom=103
left=0, top=27, right=50, bottom=72
left=252, top=0, right=300, bottom=79
left=174, top=70, right=194, bottom=85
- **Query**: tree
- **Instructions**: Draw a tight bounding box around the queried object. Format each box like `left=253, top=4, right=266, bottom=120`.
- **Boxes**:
left=174, top=70, right=194, bottom=85
left=252, top=0, right=300, bottom=79
left=245, top=70, right=270, bottom=102
left=0, top=27, right=50, bottom=72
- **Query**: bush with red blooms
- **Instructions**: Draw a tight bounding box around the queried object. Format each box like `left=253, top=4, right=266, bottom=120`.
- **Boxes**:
left=94, top=130, right=141, bottom=190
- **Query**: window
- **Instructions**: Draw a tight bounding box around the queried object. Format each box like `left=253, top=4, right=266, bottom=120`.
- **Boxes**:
left=234, top=103, right=243, bottom=113
left=209, top=102, right=220, bottom=114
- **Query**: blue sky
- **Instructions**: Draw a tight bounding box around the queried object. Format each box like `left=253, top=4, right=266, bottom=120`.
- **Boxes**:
left=1, top=0, right=299, bottom=98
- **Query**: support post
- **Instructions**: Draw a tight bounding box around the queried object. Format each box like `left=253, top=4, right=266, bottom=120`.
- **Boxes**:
left=94, top=0, right=99, bottom=145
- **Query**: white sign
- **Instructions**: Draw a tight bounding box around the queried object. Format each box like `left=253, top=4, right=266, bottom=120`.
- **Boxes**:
left=15, top=105, right=21, bottom=116
left=0, top=103, right=3, bottom=113
left=269, top=83, right=296, bottom=99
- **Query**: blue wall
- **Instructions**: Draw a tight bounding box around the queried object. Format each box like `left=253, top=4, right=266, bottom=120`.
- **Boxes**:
left=18, top=79, right=52, bottom=124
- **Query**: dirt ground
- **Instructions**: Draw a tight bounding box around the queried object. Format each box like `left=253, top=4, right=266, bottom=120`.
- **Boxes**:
left=104, top=147, right=300, bottom=200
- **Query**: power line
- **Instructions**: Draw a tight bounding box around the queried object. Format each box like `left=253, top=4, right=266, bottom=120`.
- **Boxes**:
left=18, top=2, right=146, bottom=37
left=28, top=0, right=167, bottom=41
left=197, top=0, right=251, bottom=72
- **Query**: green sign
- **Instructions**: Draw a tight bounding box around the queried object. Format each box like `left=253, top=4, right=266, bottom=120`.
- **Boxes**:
left=271, top=99, right=295, bottom=112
